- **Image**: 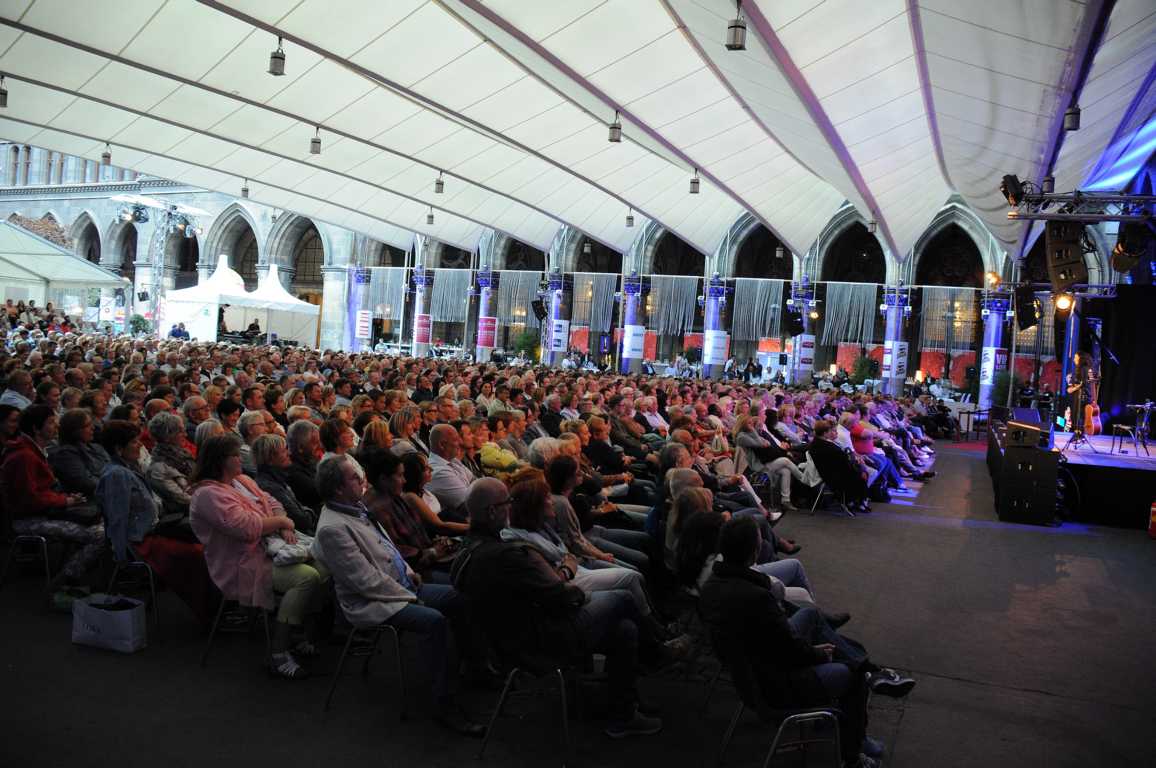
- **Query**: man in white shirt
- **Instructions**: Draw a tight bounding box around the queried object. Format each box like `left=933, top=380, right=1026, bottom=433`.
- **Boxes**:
left=0, top=370, right=34, bottom=410
left=425, top=424, right=476, bottom=520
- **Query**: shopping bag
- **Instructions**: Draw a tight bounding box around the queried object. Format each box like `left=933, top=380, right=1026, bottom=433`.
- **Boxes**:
left=71, top=593, right=148, bottom=653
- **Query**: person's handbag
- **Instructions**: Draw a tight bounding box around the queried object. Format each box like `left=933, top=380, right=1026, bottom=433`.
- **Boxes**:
left=71, top=593, right=148, bottom=653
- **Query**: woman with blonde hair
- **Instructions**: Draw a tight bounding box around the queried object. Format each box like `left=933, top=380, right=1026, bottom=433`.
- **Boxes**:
left=358, top=419, right=393, bottom=455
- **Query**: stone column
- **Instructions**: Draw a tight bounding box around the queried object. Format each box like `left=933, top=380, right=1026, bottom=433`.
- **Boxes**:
left=701, top=272, right=728, bottom=379
left=881, top=289, right=908, bottom=397
left=978, top=292, right=1011, bottom=409
left=319, top=265, right=349, bottom=351
left=620, top=270, right=644, bottom=374
left=544, top=269, right=569, bottom=366
left=790, top=279, right=816, bottom=385
left=411, top=264, right=433, bottom=357
left=475, top=266, right=497, bottom=363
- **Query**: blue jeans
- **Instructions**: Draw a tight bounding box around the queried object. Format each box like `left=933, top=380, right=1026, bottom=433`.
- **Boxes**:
left=589, top=525, right=652, bottom=572
left=754, top=558, right=813, bottom=595
left=386, top=583, right=462, bottom=709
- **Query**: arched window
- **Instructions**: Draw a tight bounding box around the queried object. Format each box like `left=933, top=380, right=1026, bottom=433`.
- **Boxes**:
left=293, top=227, right=324, bottom=288
left=734, top=225, right=792, bottom=280
left=915, top=224, right=982, bottom=287
left=506, top=240, right=546, bottom=271
left=236, top=227, right=259, bottom=287
left=576, top=238, right=623, bottom=273
left=821, top=222, right=885, bottom=283
left=652, top=233, right=704, bottom=276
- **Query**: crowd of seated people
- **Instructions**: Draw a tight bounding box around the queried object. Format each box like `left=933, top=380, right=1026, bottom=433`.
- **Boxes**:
left=0, top=324, right=938, bottom=766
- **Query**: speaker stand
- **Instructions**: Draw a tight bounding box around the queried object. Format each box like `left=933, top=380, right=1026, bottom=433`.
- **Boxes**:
left=1060, top=428, right=1097, bottom=455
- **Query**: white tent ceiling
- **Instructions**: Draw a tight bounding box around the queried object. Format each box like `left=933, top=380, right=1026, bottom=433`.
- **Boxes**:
left=0, top=219, right=126, bottom=287
left=0, top=0, right=1151, bottom=264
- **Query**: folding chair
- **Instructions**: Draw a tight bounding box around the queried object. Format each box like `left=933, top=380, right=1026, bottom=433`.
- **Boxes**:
left=0, top=488, right=52, bottom=591
left=200, top=596, right=272, bottom=669
left=322, top=621, right=405, bottom=721
left=478, top=663, right=576, bottom=768
left=107, top=546, right=159, bottom=635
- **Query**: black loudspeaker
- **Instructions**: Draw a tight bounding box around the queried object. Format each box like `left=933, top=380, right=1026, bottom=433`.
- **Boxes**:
left=1044, top=221, right=1088, bottom=292
left=997, top=446, right=1058, bottom=524
left=784, top=311, right=805, bottom=337
left=1005, top=420, right=1042, bottom=448
left=1014, top=284, right=1039, bottom=331
left=530, top=300, right=548, bottom=321
left=137, top=291, right=150, bottom=302
left=1011, top=407, right=1041, bottom=425
left=778, top=353, right=789, bottom=365
left=966, top=365, right=977, bottom=380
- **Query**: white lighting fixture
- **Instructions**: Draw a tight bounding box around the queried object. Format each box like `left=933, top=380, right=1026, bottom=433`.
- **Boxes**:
left=584, top=240, right=593, bottom=255
left=626, top=209, right=634, bottom=228
left=426, top=206, right=435, bottom=226
left=434, top=171, right=444, bottom=194
left=775, top=246, right=785, bottom=260
left=867, top=220, right=877, bottom=234
left=101, top=143, right=111, bottom=166
left=310, top=126, right=321, bottom=155
left=608, top=111, right=622, bottom=143
left=268, top=36, right=286, bottom=76
left=241, top=179, right=250, bottom=198
left=726, top=0, right=747, bottom=51
left=0, top=75, right=7, bottom=109
left=1064, top=104, right=1080, bottom=131
left=689, top=169, right=700, bottom=194
left=1041, top=175, right=1054, bottom=193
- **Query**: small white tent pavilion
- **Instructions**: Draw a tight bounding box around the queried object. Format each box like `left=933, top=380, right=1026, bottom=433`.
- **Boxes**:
left=162, top=256, right=319, bottom=345
left=0, top=221, right=127, bottom=317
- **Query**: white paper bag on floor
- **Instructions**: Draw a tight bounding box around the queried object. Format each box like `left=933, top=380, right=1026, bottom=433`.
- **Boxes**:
left=71, top=593, right=147, bottom=653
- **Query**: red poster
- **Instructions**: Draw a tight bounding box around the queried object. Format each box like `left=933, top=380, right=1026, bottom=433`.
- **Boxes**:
left=415, top=313, right=432, bottom=344
left=477, top=316, right=497, bottom=348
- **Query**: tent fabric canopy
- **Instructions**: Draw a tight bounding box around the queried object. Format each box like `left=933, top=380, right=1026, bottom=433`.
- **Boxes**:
left=0, top=1, right=1151, bottom=262
left=0, top=220, right=125, bottom=288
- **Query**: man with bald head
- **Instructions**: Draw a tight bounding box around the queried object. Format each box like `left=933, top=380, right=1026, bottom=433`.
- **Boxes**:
left=425, top=423, right=476, bottom=520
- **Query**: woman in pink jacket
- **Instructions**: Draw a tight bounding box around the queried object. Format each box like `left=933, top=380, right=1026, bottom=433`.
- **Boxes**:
left=190, top=434, right=326, bottom=679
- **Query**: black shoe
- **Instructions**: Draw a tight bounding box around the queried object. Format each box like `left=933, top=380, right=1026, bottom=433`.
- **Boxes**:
left=917, top=470, right=937, bottom=480
left=435, top=707, right=486, bottom=738
left=605, top=709, right=663, bottom=739
left=823, top=611, right=851, bottom=629
left=869, top=667, right=916, bottom=698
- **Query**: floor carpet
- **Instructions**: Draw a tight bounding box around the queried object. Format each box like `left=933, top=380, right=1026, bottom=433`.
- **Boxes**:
left=2, top=444, right=1153, bottom=767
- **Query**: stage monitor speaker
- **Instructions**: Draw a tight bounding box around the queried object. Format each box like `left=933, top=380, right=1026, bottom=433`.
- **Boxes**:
left=997, top=446, right=1059, bottom=525
left=1044, top=221, right=1088, bottom=292
left=137, top=291, right=150, bottom=302
left=1014, top=284, right=1039, bottom=331
left=1011, top=408, right=1041, bottom=425
left=784, top=311, right=805, bottom=337
left=530, top=299, right=548, bottom=321
left=1006, top=420, right=1042, bottom=448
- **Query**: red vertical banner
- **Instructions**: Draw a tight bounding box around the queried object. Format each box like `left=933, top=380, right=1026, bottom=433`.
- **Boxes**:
left=476, top=316, right=496, bottom=348
left=415, top=313, right=432, bottom=344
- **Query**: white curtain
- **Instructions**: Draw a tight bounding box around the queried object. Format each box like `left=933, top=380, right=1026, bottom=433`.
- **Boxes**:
left=649, top=275, right=698, bottom=336
left=368, top=267, right=406, bottom=321
left=821, top=282, right=878, bottom=346
left=429, top=268, right=472, bottom=323
left=920, top=287, right=979, bottom=352
left=571, top=272, right=617, bottom=333
left=497, top=269, right=541, bottom=328
left=732, top=278, right=784, bottom=341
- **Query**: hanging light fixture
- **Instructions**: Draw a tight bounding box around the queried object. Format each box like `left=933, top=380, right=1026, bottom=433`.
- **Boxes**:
left=689, top=168, right=700, bottom=194
left=584, top=240, right=593, bottom=255
left=608, top=111, right=622, bottom=143
left=726, top=0, right=747, bottom=51
left=0, top=75, right=7, bottom=109
left=426, top=206, right=435, bottom=226
left=310, top=126, right=321, bottom=155
left=434, top=171, right=444, bottom=194
left=1063, top=104, right=1080, bottom=131
left=775, top=245, right=785, bottom=259
left=101, top=143, right=111, bottom=166
left=1041, top=175, right=1055, bottom=193
left=241, top=179, right=250, bottom=198
left=867, top=220, right=877, bottom=234
left=626, top=208, right=634, bottom=228
left=268, top=36, right=286, bottom=76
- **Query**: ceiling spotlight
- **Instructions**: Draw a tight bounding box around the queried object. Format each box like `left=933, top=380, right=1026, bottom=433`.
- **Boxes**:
left=101, top=143, right=111, bottom=166
left=434, top=171, right=444, bottom=194
left=1000, top=174, right=1024, bottom=206
left=808, top=309, right=820, bottom=320
left=1054, top=292, right=1074, bottom=312
left=608, top=111, right=622, bottom=143
left=626, top=209, right=634, bottom=228
left=775, top=245, right=785, bottom=259
left=241, top=179, right=250, bottom=198
left=1041, top=175, right=1054, bottom=193
left=268, top=36, right=286, bottom=76
left=867, top=220, right=877, bottom=234
left=689, top=168, right=700, bottom=194
left=0, top=75, right=7, bottom=109
left=985, top=271, right=1001, bottom=286
left=584, top=240, right=593, bottom=255
left=726, top=0, right=747, bottom=51
left=310, top=126, right=321, bottom=155
left=1063, top=104, right=1080, bottom=132
left=426, top=206, right=435, bottom=226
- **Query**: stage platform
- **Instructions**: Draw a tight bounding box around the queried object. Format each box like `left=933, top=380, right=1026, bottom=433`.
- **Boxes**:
left=990, top=428, right=1154, bottom=529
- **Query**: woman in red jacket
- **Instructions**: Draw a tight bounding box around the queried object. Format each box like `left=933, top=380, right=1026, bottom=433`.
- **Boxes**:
left=1, top=404, right=105, bottom=586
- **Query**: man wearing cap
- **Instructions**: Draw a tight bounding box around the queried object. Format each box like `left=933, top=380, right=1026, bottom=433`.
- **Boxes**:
left=452, top=477, right=663, bottom=739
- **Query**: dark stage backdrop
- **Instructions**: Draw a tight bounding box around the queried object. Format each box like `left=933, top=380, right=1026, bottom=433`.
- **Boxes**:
left=1081, top=285, right=1156, bottom=427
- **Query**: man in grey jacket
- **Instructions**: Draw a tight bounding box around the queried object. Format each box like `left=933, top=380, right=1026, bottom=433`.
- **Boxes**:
left=311, top=454, right=484, bottom=737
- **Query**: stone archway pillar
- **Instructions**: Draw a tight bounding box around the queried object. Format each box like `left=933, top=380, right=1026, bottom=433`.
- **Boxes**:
left=978, top=292, right=1012, bottom=409
left=881, top=288, right=909, bottom=397
left=619, top=271, right=644, bottom=374
left=318, top=266, right=349, bottom=351
left=543, top=269, right=569, bottom=366
left=411, top=265, right=434, bottom=357
left=702, top=273, right=728, bottom=379
left=475, top=266, right=497, bottom=363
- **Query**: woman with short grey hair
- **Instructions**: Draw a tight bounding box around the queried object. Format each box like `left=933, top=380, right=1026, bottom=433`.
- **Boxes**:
left=147, top=410, right=195, bottom=519
left=194, top=418, right=226, bottom=455
left=253, top=433, right=315, bottom=534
